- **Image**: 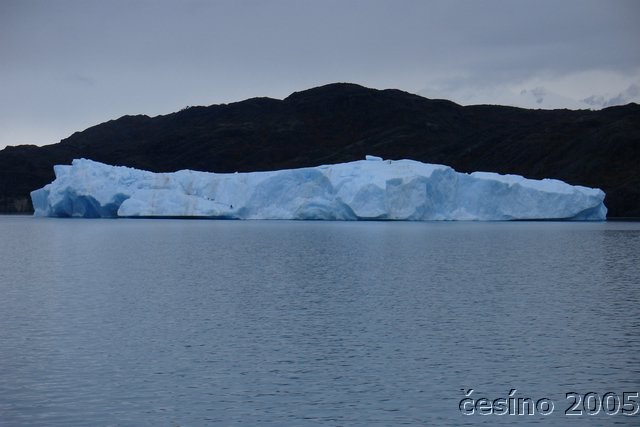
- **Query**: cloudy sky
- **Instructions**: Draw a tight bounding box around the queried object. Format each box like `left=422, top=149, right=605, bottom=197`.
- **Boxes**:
left=1, top=0, right=639, bottom=148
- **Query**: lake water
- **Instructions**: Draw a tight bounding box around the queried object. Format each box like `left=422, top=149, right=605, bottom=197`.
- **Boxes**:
left=1, top=216, right=639, bottom=426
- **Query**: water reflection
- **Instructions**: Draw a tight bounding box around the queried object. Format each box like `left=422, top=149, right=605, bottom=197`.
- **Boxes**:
left=0, top=218, right=639, bottom=425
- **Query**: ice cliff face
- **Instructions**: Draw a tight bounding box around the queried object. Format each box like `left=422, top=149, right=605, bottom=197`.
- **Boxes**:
left=30, top=157, right=607, bottom=220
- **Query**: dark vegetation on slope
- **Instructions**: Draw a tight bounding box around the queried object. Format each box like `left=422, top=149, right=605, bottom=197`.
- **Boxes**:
left=1, top=83, right=639, bottom=217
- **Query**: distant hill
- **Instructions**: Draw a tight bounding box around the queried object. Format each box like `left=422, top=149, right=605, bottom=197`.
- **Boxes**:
left=1, top=83, right=639, bottom=217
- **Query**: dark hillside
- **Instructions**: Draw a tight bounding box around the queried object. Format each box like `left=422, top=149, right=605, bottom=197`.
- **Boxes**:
left=1, top=83, right=638, bottom=216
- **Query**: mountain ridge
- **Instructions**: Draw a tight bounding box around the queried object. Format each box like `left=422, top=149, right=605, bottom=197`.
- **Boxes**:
left=1, top=83, right=639, bottom=217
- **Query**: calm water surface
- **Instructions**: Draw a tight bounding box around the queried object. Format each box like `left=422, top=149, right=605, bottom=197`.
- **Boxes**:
left=1, top=216, right=639, bottom=426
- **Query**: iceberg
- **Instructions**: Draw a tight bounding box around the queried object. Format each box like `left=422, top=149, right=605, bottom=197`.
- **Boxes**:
left=30, top=157, right=607, bottom=220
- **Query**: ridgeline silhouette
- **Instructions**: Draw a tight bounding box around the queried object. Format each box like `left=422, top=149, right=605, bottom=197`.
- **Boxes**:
left=1, top=83, right=638, bottom=217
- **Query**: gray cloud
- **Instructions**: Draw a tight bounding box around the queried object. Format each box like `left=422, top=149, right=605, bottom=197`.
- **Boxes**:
left=2, top=0, right=640, bottom=147
left=583, top=83, right=640, bottom=108
left=530, top=88, right=547, bottom=105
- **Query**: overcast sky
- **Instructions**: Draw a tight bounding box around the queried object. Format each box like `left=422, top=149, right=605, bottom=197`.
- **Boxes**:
left=1, top=0, right=639, bottom=148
